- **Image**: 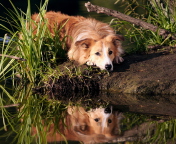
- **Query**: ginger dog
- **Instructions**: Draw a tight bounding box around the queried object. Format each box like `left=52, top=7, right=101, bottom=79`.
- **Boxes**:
left=31, top=11, right=124, bottom=71
left=32, top=106, right=123, bottom=144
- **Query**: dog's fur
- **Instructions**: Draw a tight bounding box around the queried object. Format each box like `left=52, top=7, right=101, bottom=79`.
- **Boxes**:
left=31, top=11, right=124, bottom=71
left=32, top=106, right=123, bottom=144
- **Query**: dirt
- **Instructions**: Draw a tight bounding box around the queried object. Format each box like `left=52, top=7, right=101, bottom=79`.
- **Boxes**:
left=37, top=49, right=176, bottom=96
left=101, top=49, right=176, bottom=95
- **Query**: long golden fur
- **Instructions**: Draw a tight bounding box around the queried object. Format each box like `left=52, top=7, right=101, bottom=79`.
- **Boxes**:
left=31, top=11, right=124, bottom=71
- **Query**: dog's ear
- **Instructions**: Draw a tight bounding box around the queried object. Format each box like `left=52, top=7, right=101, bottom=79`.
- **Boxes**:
left=105, top=35, right=124, bottom=47
left=115, top=35, right=125, bottom=41
left=112, top=35, right=124, bottom=47
left=75, top=38, right=95, bottom=49
left=112, top=112, right=124, bottom=135
left=67, top=106, right=87, bottom=115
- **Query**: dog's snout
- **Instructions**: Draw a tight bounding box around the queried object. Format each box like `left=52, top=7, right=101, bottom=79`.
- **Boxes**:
left=104, top=107, right=111, bottom=114
left=105, top=64, right=112, bottom=71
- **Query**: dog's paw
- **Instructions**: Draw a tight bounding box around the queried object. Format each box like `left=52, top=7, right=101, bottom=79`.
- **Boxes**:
left=86, top=61, right=95, bottom=66
left=114, top=56, right=124, bottom=64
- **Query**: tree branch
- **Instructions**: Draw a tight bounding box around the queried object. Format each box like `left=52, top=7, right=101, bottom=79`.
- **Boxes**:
left=1, top=103, right=19, bottom=108
left=0, top=54, right=26, bottom=61
left=147, top=45, right=176, bottom=50
left=85, top=2, right=176, bottom=40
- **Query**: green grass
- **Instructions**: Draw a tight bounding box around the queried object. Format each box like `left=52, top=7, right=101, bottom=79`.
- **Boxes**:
left=113, top=0, right=176, bottom=53
left=0, top=82, right=70, bottom=144
left=0, top=34, right=19, bottom=82
left=149, top=119, right=176, bottom=143
left=0, top=0, right=67, bottom=83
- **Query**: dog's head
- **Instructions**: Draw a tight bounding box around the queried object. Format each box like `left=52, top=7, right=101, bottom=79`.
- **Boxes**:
left=74, top=35, right=124, bottom=71
left=67, top=106, right=123, bottom=143
left=87, top=106, right=123, bottom=138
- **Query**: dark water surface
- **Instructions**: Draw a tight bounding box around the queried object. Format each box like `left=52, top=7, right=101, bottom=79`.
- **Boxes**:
left=0, top=82, right=176, bottom=144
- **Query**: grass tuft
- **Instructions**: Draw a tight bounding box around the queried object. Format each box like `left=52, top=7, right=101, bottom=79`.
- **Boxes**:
left=113, top=0, right=176, bottom=53
left=0, top=0, right=67, bottom=83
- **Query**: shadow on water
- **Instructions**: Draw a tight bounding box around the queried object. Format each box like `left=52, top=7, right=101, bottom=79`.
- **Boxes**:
left=1, top=83, right=176, bottom=144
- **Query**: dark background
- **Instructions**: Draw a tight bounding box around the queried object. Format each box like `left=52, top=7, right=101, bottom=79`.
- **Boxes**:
left=0, top=0, right=122, bottom=36
left=0, top=0, right=84, bottom=16
left=0, top=0, right=84, bottom=36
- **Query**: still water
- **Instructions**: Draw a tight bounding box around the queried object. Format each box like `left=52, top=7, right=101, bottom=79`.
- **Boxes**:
left=0, top=82, right=176, bottom=144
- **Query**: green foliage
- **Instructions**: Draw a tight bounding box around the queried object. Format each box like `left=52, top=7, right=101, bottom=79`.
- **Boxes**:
left=0, top=0, right=67, bottom=83
left=149, top=119, right=176, bottom=143
left=113, top=0, right=176, bottom=53
left=121, top=112, right=148, bottom=131
left=0, top=82, right=69, bottom=144
left=0, top=34, right=19, bottom=82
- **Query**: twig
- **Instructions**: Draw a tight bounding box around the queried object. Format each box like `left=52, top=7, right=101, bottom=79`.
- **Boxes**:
left=85, top=2, right=176, bottom=40
left=1, top=103, right=19, bottom=108
left=0, top=54, right=26, bottom=61
left=147, top=45, right=176, bottom=50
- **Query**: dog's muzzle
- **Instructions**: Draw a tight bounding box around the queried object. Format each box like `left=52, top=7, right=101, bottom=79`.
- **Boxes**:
left=105, top=64, right=112, bottom=71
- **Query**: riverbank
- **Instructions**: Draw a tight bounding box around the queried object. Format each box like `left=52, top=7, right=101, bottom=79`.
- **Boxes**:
left=102, top=49, right=176, bottom=95
left=38, top=49, right=176, bottom=96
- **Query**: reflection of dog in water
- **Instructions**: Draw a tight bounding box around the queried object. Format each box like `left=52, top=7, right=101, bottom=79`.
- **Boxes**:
left=32, top=106, right=123, bottom=143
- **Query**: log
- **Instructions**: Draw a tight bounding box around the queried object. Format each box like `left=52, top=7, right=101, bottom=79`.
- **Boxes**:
left=85, top=2, right=176, bottom=40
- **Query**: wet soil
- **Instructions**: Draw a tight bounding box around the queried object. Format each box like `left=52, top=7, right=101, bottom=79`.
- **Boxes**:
left=102, top=49, right=176, bottom=95
left=103, top=92, right=176, bottom=117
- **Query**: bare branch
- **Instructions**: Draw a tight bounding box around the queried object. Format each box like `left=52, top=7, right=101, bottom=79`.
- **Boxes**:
left=147, top=45, right=176, bottom=50
left=1, top=103, right=19, bottom=108
left=0, top=54, right=26, bottom=61
left=85, top=2, right=176, bottom=40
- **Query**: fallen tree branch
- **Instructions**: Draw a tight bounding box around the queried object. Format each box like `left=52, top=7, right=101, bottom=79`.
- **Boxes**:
left=85, top=2, right=176, bottom=40
left=147, top=45, right=176, bottom=50
left=1, top=103, right=19, bottom=108
left=0, top=54, right=26, bottom=61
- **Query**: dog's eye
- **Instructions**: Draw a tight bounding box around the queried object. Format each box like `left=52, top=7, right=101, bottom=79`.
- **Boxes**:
left=109, top=51, right=113, bottom=55
left=94, top=118, right=99, bottom=122
left=95, top=52, right=100, bottom=56
left=108, top=119, right=112, bottom=123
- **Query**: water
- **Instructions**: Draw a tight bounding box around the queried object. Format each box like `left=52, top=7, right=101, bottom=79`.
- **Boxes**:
left=0, top=82, right=176, bottom=144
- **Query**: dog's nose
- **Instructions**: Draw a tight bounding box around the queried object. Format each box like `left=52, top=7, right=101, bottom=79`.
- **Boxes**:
left=105, top=64, right=112, bottom=71
left=104, top=107, right=111, bottom=113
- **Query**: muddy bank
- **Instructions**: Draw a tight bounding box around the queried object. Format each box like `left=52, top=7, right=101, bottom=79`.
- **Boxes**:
left=101, top=50, right=176, bottom=95
left=37, top=49, right=176, bottom=95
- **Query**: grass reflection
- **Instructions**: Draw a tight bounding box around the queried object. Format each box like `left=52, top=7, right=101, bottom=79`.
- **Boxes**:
left=0, top=83, right=176, bottom=144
